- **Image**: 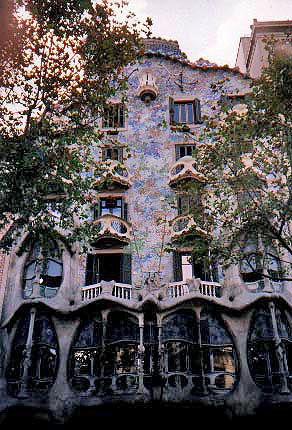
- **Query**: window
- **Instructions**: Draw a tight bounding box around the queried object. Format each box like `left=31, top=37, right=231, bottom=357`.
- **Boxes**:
left=85, top=253, right=132, bottom=285
left=177, top=193, right=200, bottom=215
left=6, top=309, right=58, bottom=397
left=93, top=197, right=127, bottom=220
left=220, top=93, right=250, bottom=110
left=248, top=304, right=292, bottom=393
left=173, top=251, right=218, bottom=282
left=23, top=240, right=63, bottom=299
left=169, top=97, right=202, bottom=125
left=102, top=147, right=124, bottom=162
left=161, top=309, right=237, bottom=394
left=102, top=103, right=125, bottom=129
left=240, top=239, right=282, bottom=285
left=175, top=144, right=196, bottom=160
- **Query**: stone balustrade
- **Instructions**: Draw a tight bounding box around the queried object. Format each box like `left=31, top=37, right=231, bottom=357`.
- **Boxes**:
left=167, top=279, right=223, bottom=299
left=169, top=156, right=207, bottom=187
left=81, top=281, right=132, bottom=302
left=92, top=214, right=131, bottom=243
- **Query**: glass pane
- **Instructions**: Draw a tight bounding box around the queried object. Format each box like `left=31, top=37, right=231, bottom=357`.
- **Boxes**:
left=25, top=262, right=36, bottom=279
left=179, top=146, right=186, bottom=158
left=181, top=104, right=186, bottom=123
left=213, top=347, right=235, bottom=372
left=46, top=259, right=62, bottom=276
left=187, top=103, right=193, bottom=123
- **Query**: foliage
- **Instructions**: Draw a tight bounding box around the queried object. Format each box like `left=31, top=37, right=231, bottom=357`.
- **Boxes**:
left=0, top=0, right=150, bottom=251
left=192, top=38, right=292, bottom=279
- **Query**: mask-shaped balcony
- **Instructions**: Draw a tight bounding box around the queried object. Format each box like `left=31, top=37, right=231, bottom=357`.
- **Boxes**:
left=137, top=71, right=158, bottom=103
left=169, top=156, right=206, bottom=188
left=95, top=160, right=132, bottom=190
left=92, top=214, right=132, bottom=246
left=170, top=214, right=207, bottom=241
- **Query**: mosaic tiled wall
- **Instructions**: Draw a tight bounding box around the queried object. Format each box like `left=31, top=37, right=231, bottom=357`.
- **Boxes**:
left=92, top=54, right=250, bottom=288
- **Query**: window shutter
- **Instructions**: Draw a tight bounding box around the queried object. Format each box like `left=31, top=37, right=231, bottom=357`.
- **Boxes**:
left=123, top=202, right=128, bottom=221
left=85, top=254, right=94, bottom=286
left=169, top=97, right=175, bottom=124
left=175, top=145, right=181, bottom=161
left=121, top=254, right=132, bottom=284
left=194, top=99, right=202, bottom=123
left=177, top=196, right=182, bottom=215
left=173, top=251, right=182, bottom=281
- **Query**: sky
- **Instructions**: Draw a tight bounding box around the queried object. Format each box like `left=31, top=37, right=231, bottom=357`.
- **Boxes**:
left=126, top=0, right=292, bottom=67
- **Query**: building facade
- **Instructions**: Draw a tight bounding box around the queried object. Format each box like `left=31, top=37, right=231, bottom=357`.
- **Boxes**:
left=1, top=37, right=292, bottom=424
left=235, top=19, right=292, bottom=78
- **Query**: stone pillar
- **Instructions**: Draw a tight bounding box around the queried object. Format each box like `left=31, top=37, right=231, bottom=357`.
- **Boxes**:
left=18, top=307, right=36, bottom=398
left=223, top=313, right=261, bottom=417
left=49, top=317, right=79, bottom=423
left=138, top=321, right=145, bottom=394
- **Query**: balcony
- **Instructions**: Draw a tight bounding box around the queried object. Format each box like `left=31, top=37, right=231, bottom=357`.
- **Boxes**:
left=92, top=214, right=131, bottom=246
left=95, top=160, right=132, bottom=190
left=81, top=282, right=132, bottom=302
left=169, top=156, right=207, bottom=188
left=167, top=279, right=223, bottom=299
left=244, top=279, right=283, bottom=293
left=170, top=214, right=207, bottom=241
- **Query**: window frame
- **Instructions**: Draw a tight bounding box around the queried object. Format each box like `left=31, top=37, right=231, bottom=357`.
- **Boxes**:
left=169, top=96, right=202, bottom=127
left=101, top=102, right=126, bottom=131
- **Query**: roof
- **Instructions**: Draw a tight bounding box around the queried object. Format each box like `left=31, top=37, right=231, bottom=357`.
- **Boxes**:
left=142, top=38, right=247, bottom=76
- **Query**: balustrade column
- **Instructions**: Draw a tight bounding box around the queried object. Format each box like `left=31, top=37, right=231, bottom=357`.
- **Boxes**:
left=18, top=307, right=36, bottom=398
left=269, top=301, right=290, bottom=394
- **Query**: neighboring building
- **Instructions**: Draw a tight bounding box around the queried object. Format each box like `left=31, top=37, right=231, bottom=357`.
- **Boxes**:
left=236, top=19, right=292, bottom=78
left=1, top=36, right=292, bottom=424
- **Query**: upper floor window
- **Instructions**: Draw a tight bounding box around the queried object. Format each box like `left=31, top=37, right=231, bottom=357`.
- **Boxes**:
left=177, top=193, right=201, bottom=215
left=102, top=146, right=124, bottom=162
left=102, top=103, right=125, bottom=129
left=175, top=144, right=196, bottom=160
left=23, top=240, right=63, bottom=299
left=169, top=97, right=202, bottom=125
left=93, top=197, right=128, bottom=220
left=240, top=239, right=282, bottom=286
left=173, top=251, right=219, bottom=283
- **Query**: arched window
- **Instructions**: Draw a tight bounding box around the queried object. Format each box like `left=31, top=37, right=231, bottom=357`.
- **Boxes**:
left=104, top=312, right=139, bottom=392
left=248, top=303, right=292, bottom=393
left=199, top=309, right=236, bottom=393
left=240, top=239, right=263, bottom=284
left=161, top=311, right=199, bottom=391
left=6, top=309, right=58, bottom=398
left=240, top=239, right=283, bottom=290
left=23, top=240, right=63, bottom=299
left=69, top=315, right=103, bottom=394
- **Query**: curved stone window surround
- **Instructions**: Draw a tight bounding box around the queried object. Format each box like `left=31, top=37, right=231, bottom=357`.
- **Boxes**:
left=6, top=308, right=58, bottom=398
left=69, top=311, right=140, bottom=396
left=248, top=302, right=292, bottom=393
left=104, top=312, right=139, bottom=392
left=23, top=240, right=63, bottom=299
left=199, top=310, right=237, bottom=393
left=69, top=315, right=103, bottom=395
left=160, top=309, right=237, bottom=395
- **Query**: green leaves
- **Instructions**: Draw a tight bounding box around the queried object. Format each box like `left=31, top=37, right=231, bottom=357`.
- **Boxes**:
left=192, top=37, right=292, bottom=275
left=0, top=0, right=150, bottom=251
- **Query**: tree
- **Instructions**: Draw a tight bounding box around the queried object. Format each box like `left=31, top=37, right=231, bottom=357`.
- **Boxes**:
left=187, top=39, right=292, bottom=281
left=0, top=0, right=151, bottom=251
